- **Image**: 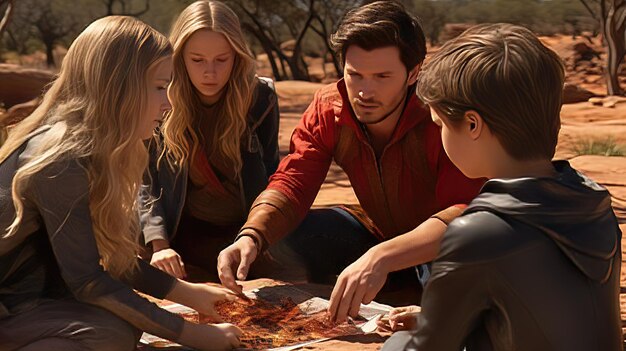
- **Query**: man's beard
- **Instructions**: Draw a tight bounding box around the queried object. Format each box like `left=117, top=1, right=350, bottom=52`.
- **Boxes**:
left=355, top=91, right=407, bottom=125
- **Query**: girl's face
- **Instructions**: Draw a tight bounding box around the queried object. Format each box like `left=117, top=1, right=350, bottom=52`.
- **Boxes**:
left=183, top=29, right=235, bottom=105
left=141, top=57, right=172, bottom=140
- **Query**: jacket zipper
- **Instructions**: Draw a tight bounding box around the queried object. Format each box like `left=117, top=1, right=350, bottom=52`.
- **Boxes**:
left=361, top=135, right=396, bottom=235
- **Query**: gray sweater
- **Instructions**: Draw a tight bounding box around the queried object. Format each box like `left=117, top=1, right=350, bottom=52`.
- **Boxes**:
left=0, top=129, right=184, bottom=341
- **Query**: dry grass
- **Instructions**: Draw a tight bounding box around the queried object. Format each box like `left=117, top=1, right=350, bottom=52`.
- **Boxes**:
left=572, top=137, right=624, bottom=157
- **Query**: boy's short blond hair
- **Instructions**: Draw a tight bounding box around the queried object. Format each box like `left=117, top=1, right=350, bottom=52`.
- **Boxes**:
left=417, top=23, right=565, bottom=160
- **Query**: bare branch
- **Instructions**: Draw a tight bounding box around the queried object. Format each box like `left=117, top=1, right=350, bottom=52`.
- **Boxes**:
left=293, top=0, right=315, bottom=52
left=0, top=0, right=14, bottom=37
left=580, top=0, right=600, bottom=20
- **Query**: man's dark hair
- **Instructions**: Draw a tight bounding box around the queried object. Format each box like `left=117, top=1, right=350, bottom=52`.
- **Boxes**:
left=330, top=1, right=427, bottom=71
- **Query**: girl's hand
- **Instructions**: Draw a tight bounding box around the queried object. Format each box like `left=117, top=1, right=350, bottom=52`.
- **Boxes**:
left=179, top=322, right=242, bottom=351
left=151, top=248, right=187, bottom=279
left=190, top=284, right=238, bottom=322
left=377, top=305, right=421, bottom=332
left=150, top=239, right=187, bottom=279
left=166, top=280, right=238, bottom=322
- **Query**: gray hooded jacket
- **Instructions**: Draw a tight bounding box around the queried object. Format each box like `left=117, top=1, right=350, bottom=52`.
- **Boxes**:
left=383, top=160, right=622, bottom=351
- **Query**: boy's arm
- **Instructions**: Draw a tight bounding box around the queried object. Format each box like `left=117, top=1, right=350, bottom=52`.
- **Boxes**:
left=383, top=219, right=494, bottom=351
left=329, top=211, right=462, bottom=323
left=329, top=125, right=476, bottom=322
left=381, top=262, right=489, bottom=351
left=382, top=122, right=483, bottom=268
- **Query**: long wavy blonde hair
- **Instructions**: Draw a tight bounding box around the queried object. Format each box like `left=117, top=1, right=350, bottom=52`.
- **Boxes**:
left=0, top=16, right=172, bottom=279
left=163, top=0, right=256, bottom=175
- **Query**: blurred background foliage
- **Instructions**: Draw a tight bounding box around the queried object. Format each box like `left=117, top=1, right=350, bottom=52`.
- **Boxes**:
left=0, top=0, right=601, bottom=78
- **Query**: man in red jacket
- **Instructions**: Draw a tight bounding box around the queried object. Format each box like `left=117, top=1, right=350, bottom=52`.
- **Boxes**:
left=218, top=1, right=484, bottom=323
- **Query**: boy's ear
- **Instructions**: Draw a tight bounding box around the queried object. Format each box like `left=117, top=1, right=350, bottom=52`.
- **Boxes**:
left=407, top=64, right=420, bottom=85
left=464, top=110, right=484, bottom=140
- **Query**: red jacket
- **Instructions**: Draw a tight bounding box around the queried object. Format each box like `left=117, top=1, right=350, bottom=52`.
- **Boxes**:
left=242, top=80, right=484, bottom=245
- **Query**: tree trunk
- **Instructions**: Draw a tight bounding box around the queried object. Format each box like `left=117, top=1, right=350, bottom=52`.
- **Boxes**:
left=311, top=16, right=342, bottom=77
left=230, top=0, right=314, bottom=81
left=241, top=22, right=283, bottom=80
left=264, top=48, right=283, bottom=81
left=602, top=1, right=626, bottom=95
left=604, top=23, right=624, bottom=95
left=104, top=0, right=114, bottom=16
left=287, top=2, right=315, bottom=81
left=278, top=55, right=289, bottom=79
left=45, top=42, right=55, bottom=67
left=285, top=56, right=310, bottom=81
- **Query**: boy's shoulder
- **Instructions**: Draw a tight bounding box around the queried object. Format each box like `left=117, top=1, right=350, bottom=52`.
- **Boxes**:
left=439, top=210, right=545, bottom=263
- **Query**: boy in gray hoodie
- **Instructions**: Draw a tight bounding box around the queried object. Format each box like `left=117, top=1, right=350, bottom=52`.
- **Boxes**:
left=380, top=23, right=622, bottom=351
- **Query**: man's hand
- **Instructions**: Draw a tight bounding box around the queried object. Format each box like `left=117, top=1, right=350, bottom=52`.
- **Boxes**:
left=217, top=235, right=258, bottom=294
left=150, top=239, right=186, bottom=279
left=328, top=249, right=389, bottom=323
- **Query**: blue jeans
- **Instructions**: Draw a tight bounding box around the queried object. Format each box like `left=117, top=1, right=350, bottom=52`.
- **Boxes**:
left=282, top=207, right=429, bottom=289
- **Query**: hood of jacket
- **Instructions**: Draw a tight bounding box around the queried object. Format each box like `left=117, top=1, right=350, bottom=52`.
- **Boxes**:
left=465, top=160, right=621, bottom=283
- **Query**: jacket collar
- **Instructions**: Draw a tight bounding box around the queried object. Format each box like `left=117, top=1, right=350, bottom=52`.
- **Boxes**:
left=333, top=78, right=431, bottom=145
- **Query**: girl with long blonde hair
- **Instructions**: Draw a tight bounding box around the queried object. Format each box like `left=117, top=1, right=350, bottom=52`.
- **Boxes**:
left=143, top=0, right=279, bottom=279
left=0, top=16, right=241, bottom=351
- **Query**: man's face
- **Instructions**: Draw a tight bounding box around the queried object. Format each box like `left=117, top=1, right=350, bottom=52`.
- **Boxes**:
left=343, top=45, right=417, bottom=124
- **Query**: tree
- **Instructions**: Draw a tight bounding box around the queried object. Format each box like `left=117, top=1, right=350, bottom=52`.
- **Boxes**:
left=411, top=0, right=448, bottom=45
left=229, top=0, right=319, bottom=81
left=35, top=2, right=76, bottom=66
left=102, top=0, right=150, bottom=16
left=309, top=0, right=366, bottom=77
left=7, top=0, right=82, bottom=67
left=580, top=0, right=626, bottom=95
